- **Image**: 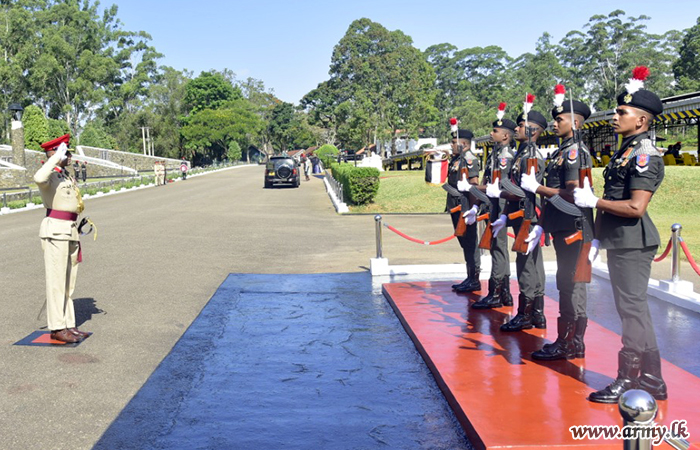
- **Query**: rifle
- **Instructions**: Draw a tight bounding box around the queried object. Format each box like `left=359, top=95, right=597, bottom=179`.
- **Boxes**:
left=511, top=94, right=538, bottom=253
left=564, top=91, right=594, bottom=283
left=478, top=145, right=501, bottom=249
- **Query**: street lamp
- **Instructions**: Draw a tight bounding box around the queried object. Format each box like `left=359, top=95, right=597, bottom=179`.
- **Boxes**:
left=9, top=103, right=23, bottom=121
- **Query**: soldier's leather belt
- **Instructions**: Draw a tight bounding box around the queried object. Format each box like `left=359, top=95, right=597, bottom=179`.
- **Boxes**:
left=46, top=209, right=78, bottom=221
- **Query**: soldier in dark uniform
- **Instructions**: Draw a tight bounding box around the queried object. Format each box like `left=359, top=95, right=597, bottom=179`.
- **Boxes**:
left=469, top=110, right=515, bottom=309
left=522, top=85, right=593, bottom=359
left=574, top=66, right=667, bottom=403
left=487, top=101, right=547, bottom=331
left=445, top=126, right=481, bottom=293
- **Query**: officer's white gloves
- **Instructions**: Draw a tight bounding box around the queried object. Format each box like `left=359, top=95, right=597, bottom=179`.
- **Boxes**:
left=55, top=142, right=68, bottom=162
left=463, top=205, right=478, bottom=225
left=491, top=214, right=507, bottom=237
left=457, top=173, right=470, bottom=192
left=524, top=225, right=543, bottom=255
left=486, top=178, right=501, bottom=199
left=573, top=177, right=598, bottom=208
left=520, top=167, right=540, bottom=194
left=588, top=239, right=601, bottom=263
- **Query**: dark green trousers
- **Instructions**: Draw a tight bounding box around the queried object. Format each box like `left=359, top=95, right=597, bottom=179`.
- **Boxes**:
left=450, top=211, right=480, bottom=270
left=512, top=221, right=545, bottom=298
left=552, top=232, right=587, bottom=321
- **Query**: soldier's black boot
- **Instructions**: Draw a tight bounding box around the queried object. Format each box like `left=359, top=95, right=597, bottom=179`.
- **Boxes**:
left=639, top=350, right=668, bottom=400
left=500, top=294, right=534, bottom=331
left=451, top=265, right=471, bottom=290
left=455, top=267, right=481, bottom=293
left=500, top=277, right=513, bottom=306
left=532, top=317, right=576, bottom=360
left=531, top=295, right=546, bottom=329
left=471, top=278, right=503, bottom=309
left=573, top=317, right=588, bottom=358
left=588, top=349, right=641, bottom=403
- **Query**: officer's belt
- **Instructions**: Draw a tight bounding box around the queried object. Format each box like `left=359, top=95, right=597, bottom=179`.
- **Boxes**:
left=46, top=209, right=78, bottom=221
left=45, top=208, right=83, bottom=263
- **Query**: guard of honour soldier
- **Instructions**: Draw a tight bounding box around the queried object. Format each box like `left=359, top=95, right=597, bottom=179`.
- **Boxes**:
left=447, top=66, right=667, bottom=403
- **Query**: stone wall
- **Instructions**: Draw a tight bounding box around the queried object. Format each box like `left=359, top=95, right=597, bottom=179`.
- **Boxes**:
left=78, top=146, right=188, bottom=172
left=0, top=168, right=27, bottom=189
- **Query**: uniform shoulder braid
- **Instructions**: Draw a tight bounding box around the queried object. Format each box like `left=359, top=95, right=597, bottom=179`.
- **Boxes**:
left=630, top=138, right=663, bottom=158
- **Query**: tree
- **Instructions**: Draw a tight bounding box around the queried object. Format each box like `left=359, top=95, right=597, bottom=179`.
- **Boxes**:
left=47, top=118, right=70, bottom=140
left=22, top=104, right=49, bottom=150
left=227, top=140, right=241, bottom=161
left=267, top=101, right=294, bottom=152
left=183, top=71, right=241, bottom=114
left=79, top=121, right=116, bottom=148
left=674, top=16, right=700, bottom=92
left=181, top=100, right=264, bottom=164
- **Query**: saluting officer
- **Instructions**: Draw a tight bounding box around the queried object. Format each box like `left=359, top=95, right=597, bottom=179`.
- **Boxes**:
left=466, top=104, right=515, bottom=309
left=486, top=96, right=547, bottom=331
left=574, top=66, right=667, bottom=403
left=445, top=122, right=481, bottom=293
left=521, top=84, right=593, bottom=359
left=34, top=134, right=89, bottom=343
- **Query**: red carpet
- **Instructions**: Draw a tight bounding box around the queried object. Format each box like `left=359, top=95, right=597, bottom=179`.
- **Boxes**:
left=383, top=280, right=700, bottom=449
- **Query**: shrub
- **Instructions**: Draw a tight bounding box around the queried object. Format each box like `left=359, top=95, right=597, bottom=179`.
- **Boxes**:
left=316, top=144, right=339, bottom=167
left=23, top=105, right=49, bottom=150
left=331, top=163, right=379, bottom=205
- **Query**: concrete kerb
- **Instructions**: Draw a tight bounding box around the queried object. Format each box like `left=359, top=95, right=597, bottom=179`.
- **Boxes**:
left=0, top=164, right=255, bottom=216
left=370, top=255, right=700, bottom=314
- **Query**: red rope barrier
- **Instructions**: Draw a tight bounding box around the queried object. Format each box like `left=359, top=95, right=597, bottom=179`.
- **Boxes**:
left=680, top=240, right=700, bottom=277
left=653, top=238, right=673, bottom=263
left=384, top=224, right=456, bottom=245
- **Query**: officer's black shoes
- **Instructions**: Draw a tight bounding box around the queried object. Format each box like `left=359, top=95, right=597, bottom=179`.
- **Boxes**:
left=471, top=278, right=502, bottom=309
left=500, top=278, right=513, bottom=306
left=500, top=294, right=534, bottom=332
left=639, top=350, right=668, bottom=400
left=588, top=349, right=641, bottom=403
left=455, top=269, right=482, bottom=293
left=532, top=318, right=576, bottom=360
left=573, top=317, right=588, bottom=358
left=531, top=295, right=546, bottom=329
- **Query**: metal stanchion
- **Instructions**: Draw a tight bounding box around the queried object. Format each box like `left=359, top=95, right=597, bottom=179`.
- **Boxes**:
left=27, top=187, right=32, bottom=202
left=375, top=215, right=383, bottom=259
left=2, top=192, right=7, bottom=208
left=671, top=223, right=682, bottom=283
left=618, top=389, right=657, bottom=450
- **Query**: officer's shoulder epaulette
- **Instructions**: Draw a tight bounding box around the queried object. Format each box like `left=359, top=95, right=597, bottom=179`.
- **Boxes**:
left=631, top=139, right=663, bottom=158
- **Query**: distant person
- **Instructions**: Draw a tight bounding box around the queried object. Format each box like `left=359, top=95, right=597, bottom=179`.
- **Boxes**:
left=303, top=155, right=311, bottom=181
left=80, top=161, right=87, bottom=182
left=162, top=161, right=168, bottom=184
left=73, top=161, right=80, bottom=179
left=180, top=158, right=188, bottom=180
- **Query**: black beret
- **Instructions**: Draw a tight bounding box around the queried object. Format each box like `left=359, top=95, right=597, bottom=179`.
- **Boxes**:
left=616, top=89, right=663, bottom=117
left=451, top=129, right=474, bottom=140
left=551, top=100, right=591, bottom=121
left=516, top=110, right=548, bottom=130
left=492, top=118, right=516, bottom=133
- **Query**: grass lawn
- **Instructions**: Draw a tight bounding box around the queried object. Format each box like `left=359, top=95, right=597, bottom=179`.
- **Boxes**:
left=349, top=167, right=700, bottom=260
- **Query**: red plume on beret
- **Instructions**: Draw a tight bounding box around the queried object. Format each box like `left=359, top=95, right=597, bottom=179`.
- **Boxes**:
left=449, top=117, right=458, bottom=126
left=632, top=66, right=650, bottom=81
left=40, top=134, right=70, bottom=152
left=498, top=102, right=507, bottom=111
left=526, top=94, right=536, bottom=104
left=554, top=84, right=566, bottom=95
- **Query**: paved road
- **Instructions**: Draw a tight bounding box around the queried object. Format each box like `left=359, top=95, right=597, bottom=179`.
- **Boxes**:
left=0, top=166, right=467, bottom=450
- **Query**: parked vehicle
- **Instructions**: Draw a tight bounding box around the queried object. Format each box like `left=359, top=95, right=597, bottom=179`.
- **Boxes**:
left=264, top=156, right=301, bottom=188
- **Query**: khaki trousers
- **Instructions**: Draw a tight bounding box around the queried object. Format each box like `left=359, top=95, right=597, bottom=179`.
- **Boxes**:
left=41, top=238, right=79, bottom=330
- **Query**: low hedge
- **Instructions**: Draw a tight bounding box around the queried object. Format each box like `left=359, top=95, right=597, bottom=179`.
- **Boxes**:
left=316, top=144, right=339, bottom=168
left=331, top=163, right=379, bottom=205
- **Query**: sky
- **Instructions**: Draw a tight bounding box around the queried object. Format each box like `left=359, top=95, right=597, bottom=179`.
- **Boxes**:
left=107, top=0, right=700, bottom=105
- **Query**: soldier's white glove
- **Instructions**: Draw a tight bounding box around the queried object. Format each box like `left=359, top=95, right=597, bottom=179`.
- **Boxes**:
left=520, top=167, right=540, bottom=194
left=588, top=239, right=601, bottom=263
left=486, top=178, right=501, bottom=199
left=462, top=205, right=478, bottom=225
left=574, top=177, right=598, bottom=208
left=491, top=214, right=507, bottom=237
left=524, top=225, right=543, bottom=255
left=456, top=173, right=470, bottom=192
left=55, top=142, right=68, bottom=162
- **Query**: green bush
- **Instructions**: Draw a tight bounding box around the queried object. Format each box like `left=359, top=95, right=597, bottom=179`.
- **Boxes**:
left=23, top=105, right=49, bottom=150
left=331, top=163, right=379, bottom=205
left=316, top=144, right=339, bottom=167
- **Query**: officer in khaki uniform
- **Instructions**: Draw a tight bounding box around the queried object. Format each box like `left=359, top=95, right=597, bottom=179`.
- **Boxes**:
left=34, top=134, right=89, bottom=343
left=574, top=66, right=667, bottom=403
